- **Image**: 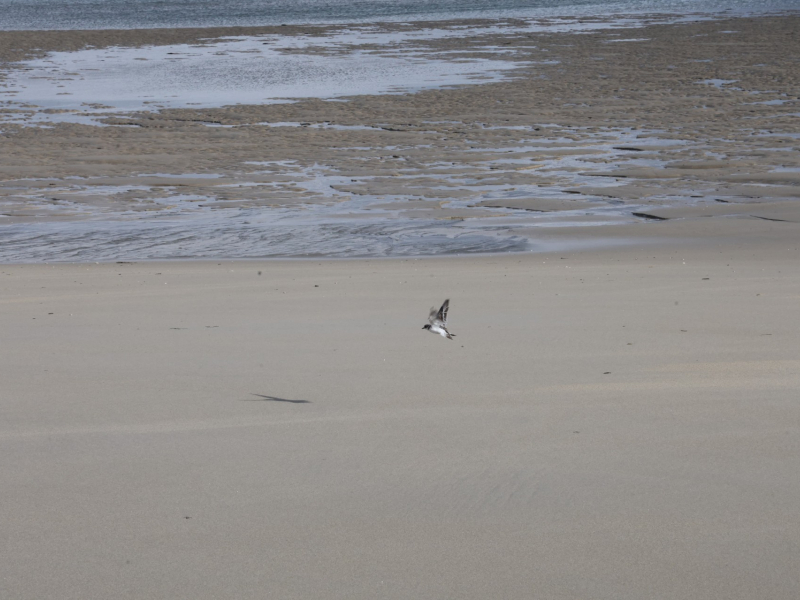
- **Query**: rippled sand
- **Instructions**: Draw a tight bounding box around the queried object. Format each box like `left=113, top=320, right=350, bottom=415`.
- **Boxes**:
left=1, top=14, right=798, bottom=260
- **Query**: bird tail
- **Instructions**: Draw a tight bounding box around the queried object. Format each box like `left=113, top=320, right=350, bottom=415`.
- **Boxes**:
left=447, top=334, right=456, bottom=340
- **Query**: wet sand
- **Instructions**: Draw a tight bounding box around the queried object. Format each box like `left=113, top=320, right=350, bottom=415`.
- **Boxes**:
left=1, top=15, right=798, bottom=259
left=2, top=232, right=799, bottom=599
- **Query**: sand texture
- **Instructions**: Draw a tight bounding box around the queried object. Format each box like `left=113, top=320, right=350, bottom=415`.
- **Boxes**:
left=2, top=231, right=799, bottom=598
left=1, top=12, right=800, bottom=598
left=1, top=15, right=798, bottom=258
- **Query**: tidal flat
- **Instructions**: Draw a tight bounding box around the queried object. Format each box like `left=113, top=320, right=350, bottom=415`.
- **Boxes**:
left=1, top=15, right=798, bottom=260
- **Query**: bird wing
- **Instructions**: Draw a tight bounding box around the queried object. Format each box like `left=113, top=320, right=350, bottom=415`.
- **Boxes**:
left=428, top=306, right=438, bottom=324
left=437, top=299, right=450, bottom=324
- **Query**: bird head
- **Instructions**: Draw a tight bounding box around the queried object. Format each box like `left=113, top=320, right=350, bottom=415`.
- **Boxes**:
left=422, top=324, right=431, bottom=330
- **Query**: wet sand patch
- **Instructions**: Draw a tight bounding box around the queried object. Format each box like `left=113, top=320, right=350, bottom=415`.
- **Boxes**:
left=1, top=14, right=798, bottom=260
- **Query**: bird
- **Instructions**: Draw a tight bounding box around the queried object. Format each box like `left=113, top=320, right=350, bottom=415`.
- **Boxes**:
left=422, top=298, right=456, bottom=340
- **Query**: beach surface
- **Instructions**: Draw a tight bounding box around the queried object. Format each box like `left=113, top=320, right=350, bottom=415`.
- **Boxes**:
left=1, top=11, right=800, bottom=598
left=2, top=228, right=799, bottom=598
left=1, top=14, right=799, bottom=259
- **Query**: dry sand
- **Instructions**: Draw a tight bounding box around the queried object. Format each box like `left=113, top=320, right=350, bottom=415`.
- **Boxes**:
left=1, top=229, right=799, bottom=598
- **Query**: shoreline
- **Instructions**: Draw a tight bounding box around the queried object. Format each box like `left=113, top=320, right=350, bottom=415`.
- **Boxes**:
left=3, top=3, right=796, bottom=35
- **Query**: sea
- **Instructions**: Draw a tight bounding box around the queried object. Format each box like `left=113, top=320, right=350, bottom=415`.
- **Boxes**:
left=1, top=0, right=796, bottom=31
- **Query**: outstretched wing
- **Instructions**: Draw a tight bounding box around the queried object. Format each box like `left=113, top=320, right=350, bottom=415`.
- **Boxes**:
left=437, top=299, right=450, bottom=325
left=428, top=306, right=438, bottom=324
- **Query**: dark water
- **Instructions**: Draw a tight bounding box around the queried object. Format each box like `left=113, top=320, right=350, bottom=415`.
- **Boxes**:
left=1, top=0, right=795, bottom=30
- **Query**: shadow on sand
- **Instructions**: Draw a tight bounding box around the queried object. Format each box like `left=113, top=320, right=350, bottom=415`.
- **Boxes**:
left=246, top=394, right=311, bottom=404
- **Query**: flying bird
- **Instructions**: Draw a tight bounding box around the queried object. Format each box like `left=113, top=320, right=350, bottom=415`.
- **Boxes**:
left=422, top=299, right=456, bottom=340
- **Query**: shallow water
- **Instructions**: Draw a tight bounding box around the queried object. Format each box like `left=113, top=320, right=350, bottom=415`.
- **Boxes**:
left=0, top=210, right=533, bottom=262
left=1, top=28, right=524, bottom=114
left=0, top=129, right=690, bottom=262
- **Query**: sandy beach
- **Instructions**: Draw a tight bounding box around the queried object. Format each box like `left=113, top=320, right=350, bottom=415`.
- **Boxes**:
left=2, top=232, right=799, bottom=599
left=1, top=10, right=799, bottom=599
